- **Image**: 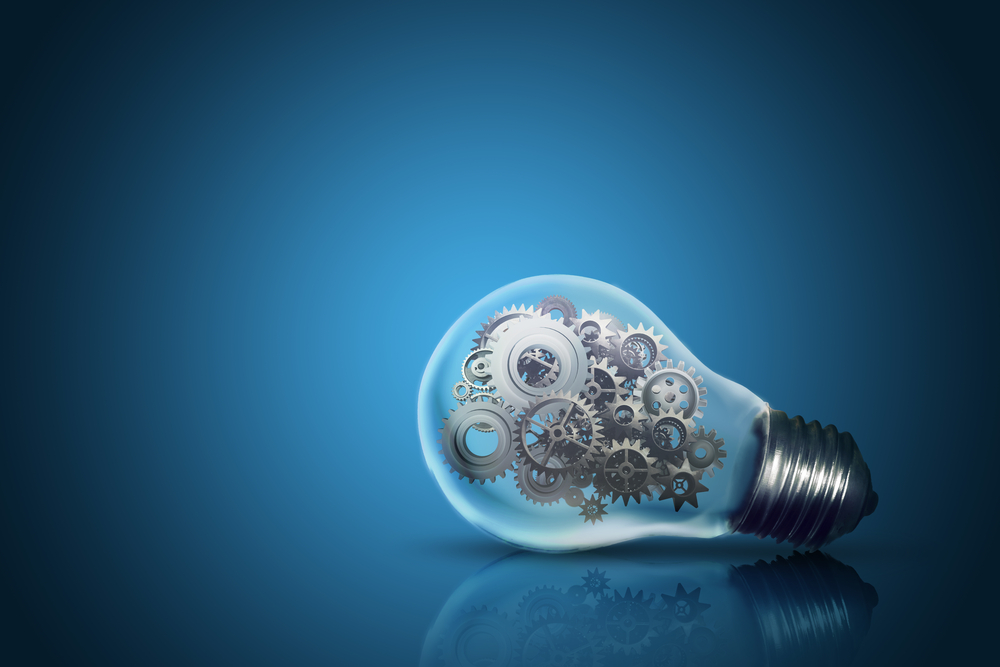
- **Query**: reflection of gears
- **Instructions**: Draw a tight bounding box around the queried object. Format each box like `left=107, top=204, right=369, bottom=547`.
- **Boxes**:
left=634, top=359, right=707, bottom=420
left=472, top=304, right=536, bottom=351
left=571, top=309, right=620, bottom=361
left=610, top=323, right=667, bottom=380
left=579, top=494, right=609, bottom=525
left=462, top=349, right=494, bottom=387
left=659, top=584, right=711, bottom=635
left=438, top=606, right=518, bottom=667
left=517, top=348, right=561, bottom=388
left=685, top=425, right=726, bottom=477
left=594, top=588, right=661, bottom=655
left=519, top=609, right=602, bottom=667
left=518, top=586, right=573, bottom=626
left=536, top=295, right=578, bottom=323
left=582, top=568, right=611, bottom=596
left=600, top=394, right=648, bottom=440
left=487, top=314, right=591, bottom=410
left=516, top=391, right=603, bottom=475
left=581, top=358, right=627, bottom=413
left=515, top=457, right=573, bottom=505
left=646, top=408, right=694, bottom=466
left=656, top=460, right=709, bottom=511
left=594, top=440, right=659, bottom=505
left=647, top=627, right=689, bottom=667
left=439, top=396, right=518, bottom=483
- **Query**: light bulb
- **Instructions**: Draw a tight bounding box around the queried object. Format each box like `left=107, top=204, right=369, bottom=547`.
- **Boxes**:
left=418, top=275, right=878, bottom=552
left=421, top=550, right=878, bottom=667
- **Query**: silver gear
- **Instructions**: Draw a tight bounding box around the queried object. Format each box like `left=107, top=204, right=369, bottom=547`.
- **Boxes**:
left=462, top=348, right=494, bottom=388
left=581, top=358, right=627, bottom=412
left=516, top=348, right=561, bottom=388
left=515, top=456, right=573, bottom=505
left=570, top=309, right=621, bottom=361
left=685, top=424, right=726, bottom=477
left=487, top=314, right=591, bottom=410
left=634, top=359, right=707, bottom=420
left=645, top=407, right=695, bottom=466
left=472, top=304, right=537, bottom=351
left=656, top=459, right=709, bottom=511
left=439, top=395, right=518, bottom=483
left=536, top=294, right=578, bottom=324
left=600, top=394, right=649, bottom=441
left=452, top=381, right=476, bottom=402
left=593, top=439, right=659, bottom=506
left=610, top=323, right=668, bottom=380
left=515, top=391, right=603, bottom=475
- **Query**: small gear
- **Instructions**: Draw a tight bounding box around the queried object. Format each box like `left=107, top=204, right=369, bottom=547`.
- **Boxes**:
left=581, top=358, right=627, bottom=413
left=599, top=394, right=649, bottom=441
left=593, top=588, right=663, bottom=655
left=564, top=486, right=586, bottom=507
left=439, top=395, right=518, bottom=483
left=571, top=309, right=621, bottom=361
left=579, top=494, right=609, bottom=525
left=610, top=323, right=668, bottom=380
left=685, top=425, right=726, bottom=477
left=657, top=460, right=709, bottom=511
left=536, top=294, right=578, bottom=324
left=634, top=359, right=707, bottom=420
left=515, top=391, right=603, bottom=475
left=462, top=348, right=494, bottom=388
left=593, top=439, right=659, bottom=506
left=452, top=381, right=476, bottom=402
left=645, top=408, right=695, bottom=467
left=515, top=456, right=573, bottom=505
left=472, top=304, right=536, bottom=351
left=582, top=568, right=611, bottom=596
left=438, top=606, right=518, bottom=667
left=659, top=584, right=711, bottom=635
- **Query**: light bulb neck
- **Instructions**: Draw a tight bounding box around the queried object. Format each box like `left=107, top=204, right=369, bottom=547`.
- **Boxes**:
left=730, top=406, right=878, bottom=549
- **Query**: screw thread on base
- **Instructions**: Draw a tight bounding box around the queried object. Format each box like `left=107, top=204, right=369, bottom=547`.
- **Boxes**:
left=731, top=406, right=878, bottom=549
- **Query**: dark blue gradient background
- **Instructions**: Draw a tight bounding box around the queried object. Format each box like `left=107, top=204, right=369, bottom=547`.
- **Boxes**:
left=2, top=2, right=997, bottom=665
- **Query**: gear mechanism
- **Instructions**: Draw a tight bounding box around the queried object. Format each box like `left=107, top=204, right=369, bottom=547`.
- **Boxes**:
left=634, top=359, right=707, bottom=420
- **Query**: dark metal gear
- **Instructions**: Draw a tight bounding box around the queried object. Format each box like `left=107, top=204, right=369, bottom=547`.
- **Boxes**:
left=634, top=359, right=707, bottom=420
left=685, top=425, right=726, bottom=477
left=659, top=584, right=711, bottom=635
left=656, top=460, right=709, bottom=511
left=516, top=391, right=603, bottom=475
left=439, top=395, right=519, bottom=483
left=515, top=456, right=573, bottom=505
left=581, top=358, right=627, bottom=413
left=582, top=568, right=611, bottom=597
left=609, top=323, right=668, bottom=380
left=593, top=588, right=663, bottom=655
left=536, top=294, right=578, bottom=324
left=645, top=408, right=694, bottom=467
left=517, top=348, right=561, bottom=388
left=579, top=494, right=609, bottom=525
left=564, top=486, right=586, bottom=507
left=599, top=394, right=649, bottom=441
left=593, top=439, right=659, bottom=506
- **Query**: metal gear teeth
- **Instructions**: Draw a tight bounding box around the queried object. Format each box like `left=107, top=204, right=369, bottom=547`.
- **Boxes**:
left=656, top=459, right=709, bottom=511
left=515, top=390, right=605, bottom=475
left=593, top=438, right=659, bottom=506
left=438, top=395, right=519, bottom=484
left=536, top=294, right=578, bottom=324
left=685, top=424, right=726, bottom=477
left=571, top=309, right=621, bottom=360
left=634, top=359, right=708, bottom=420
left=599, top=393, right=649, bottom=441
left=610, top=322, right=668, bottom=379
left=471, top=304, right=536, bottom=351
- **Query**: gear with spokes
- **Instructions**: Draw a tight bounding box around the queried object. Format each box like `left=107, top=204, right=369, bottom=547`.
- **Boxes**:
left=657, top=460, right=709, bottom=511
left=634, top=359, right=707, bottom=420
left=581, top=357, right=627, bottom=413
left=685, top=425, right=726, bottom=477
left=593, top=439, right=659, bottom=506
left=461, top=348, right=495, bottom=388
left=610, top=323, right=668, bottom=380
left=515, top=391, right=603, bottom=475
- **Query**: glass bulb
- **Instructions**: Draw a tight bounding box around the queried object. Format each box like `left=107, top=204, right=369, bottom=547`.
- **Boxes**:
left=421, top=550, right=878, bottom=667
left=418, top=275, right=878, bottom=551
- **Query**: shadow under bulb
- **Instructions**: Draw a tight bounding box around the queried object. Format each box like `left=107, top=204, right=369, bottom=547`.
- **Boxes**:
left=417, top=275, right=878, bottom=551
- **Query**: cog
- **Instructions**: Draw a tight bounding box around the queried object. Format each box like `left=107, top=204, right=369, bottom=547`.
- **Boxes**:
left=438, top=606, right=518, bottom=667
left=452, top=381, right=476, bottom=402
left=519, top=608, right=603, bottom=667
left=593, top=439, right=659, bottom=506
left=439, top=395, right=518, bottom=483
left=487, top=314, right=591, bottom=410
left=515, top=456, right=573, bottom=505
left=472, top=304, right=536, bottom=351
left=634, top=359, right=707, bottom=420
left=563, top=486, right=586, bottom=507
left=599, top=393, right=649, bottom=441
left=582, top=568, right=611, bottom=596
left=462, top=348, right=494, bottom=388
left=645, top=408, right=695, bottom=467
left=579, top=494, right=609, bottom=525
left=516, top=391, right=603, bottom=475
left=516, top=348, right=561, bottom=388
left=536, top=294, right=578, bottom=324
left=581, top=358, right=627, bottom=413
left=518, top=586, right=574, bottom=626
left=685, top=425, right=726, bottom=477
left=659, top=584, right=711, bottom=636
left=656, top=460, right=709, bottom=511
left=593, top=588, right=662, bottom=655
left=609, top=323, right=668, bottom=380
left=571, top=309, right=621, bottom=361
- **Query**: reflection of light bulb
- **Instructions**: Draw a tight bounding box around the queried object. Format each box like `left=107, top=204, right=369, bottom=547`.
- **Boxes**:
left=418, top=275, right=878, bottom=552
left=420, top=550, right=878, bottom=667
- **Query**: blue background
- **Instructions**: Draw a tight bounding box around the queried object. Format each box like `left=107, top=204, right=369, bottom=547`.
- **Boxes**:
left=2, top=1, right=997, bottom=664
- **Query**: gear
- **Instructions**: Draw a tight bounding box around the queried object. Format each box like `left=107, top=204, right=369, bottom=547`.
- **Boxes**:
left=593, top=439, right=659, bottom=506
left=515, top=456, right=573, bottom=505
left=516, top=391, right=603, bottom=475
left=645, top=408, right=695, bottom=467
left=659, top=584, right=711, bottom=635
left=462, top=348, right=494, bottom=388
left=582, top=568, right=611, bottom=596
left=634, top=359, right=707, bottom=420
left=439, top=395, right=519, bottom=483
left=594, top=588, right=662, bottom=655
left=646, top=627, right=689, bottom=667
left=487, top=314, right=591, bottom=410
left=656, top=460, right=709, bottom=511
left=438, top=606, right=518, bottom=667
left=536, top=294, right=578, bottom=324
left=518, top=586, right=574, bottom=626
left=685, top=425, right=726, bottom=477
left=516, top=348, right=561, bottom=388
left=519, top=608, right=603, bottom=667
left=564, top=486, right=586, bottom=507
left=452, top=381, right=476, bottom=402
left=579, top=494, right=609, bottom=525
left=581, top=358, right=627, bottom=413
left=599, top=394, right=649, bottom=441
left=571, top=309, right=621, bottom=361
left=472, top=304, right=536, bottom=351
left=609, top=323, right=668, bottom=380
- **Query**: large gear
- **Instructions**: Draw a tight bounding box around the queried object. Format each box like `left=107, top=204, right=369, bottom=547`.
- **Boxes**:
left=516, top=391, right=603, bottom=474
left=515, top=456, right=573, bottom=505
left=439, top=395, right=519, bottom=483
left=438, top=606, right=518, bottom=667
left=609, top=323, right=668, bottom=380
left=634, top=359, right=707, bottom=420
left=599, top=394, right=649, bottom=441
left=656, top=460, right=709, bottom=511
left=593, top=439, right=659, bottom=506
left=685, top=425, right=726, bottom=477
left=570, top=309, right=621, bottom=361
left=536, top=294, right=578, bottom=324
left=487, top=314, right=591, bottom=410
left=581, top=358, right=627, bottom=413
left=645, top=408, right=695, bottom=467
left=472, top=304, right=537, bottom=351
left=593, top=588, right=663, bottom=655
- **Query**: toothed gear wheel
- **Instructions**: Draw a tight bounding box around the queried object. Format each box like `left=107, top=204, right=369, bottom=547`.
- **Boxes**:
left=600, top=394, right=649, bottom=441
left=581, top=358, right=627, bottom=412
left=472, top=304, right=537, bottom=351
left=594, top=439, right=659, bottom=506
left=645, top=408, right=694, bottom=466
left=518, top=586, right=573, bottom=626
left=634, top=359, right=707, bottom=420
left=516, top=348, right=561, bottom=388
left=519, top=608, right=603, bottom=667
left=659, top=584, right=712, bottom=636
left=610, top=323, right=668, bottom=380
left=657, top=460, right=709, bottom=511
left=439, top=396, right=518, bottom=483
left=571, top=309, right=621, bottom=361
left=536, top=294, right=578, bottom=324
left=594, top=588, right=662, bottom=655
left=438, top=606, right=518, bottom=667
left=515, top=456, right=573, bottom=505
left=452, top=381, right=476, bottom=402
left=579, top=494, right=609, bottom=525
left=487, top=314, right=591, bottom=410
left=685, top=425, right=726, bottom=477
left=564, top=486, right=586, bottom=507
left=582, top=568, right=611, bottom=596
left=462, top=349, right=494, bottom=388
left=516, top=391, right=603, bottom=475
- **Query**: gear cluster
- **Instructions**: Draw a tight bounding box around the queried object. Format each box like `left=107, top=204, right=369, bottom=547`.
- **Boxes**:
left=437, top=568, right=719, bottom=666
left=439, top=295, right=727, bottom=523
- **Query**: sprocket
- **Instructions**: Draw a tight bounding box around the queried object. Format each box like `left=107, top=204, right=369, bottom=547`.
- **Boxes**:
left=438, top=395, right=518, bottom=483
left=515, top=391, right=604, bottom=475
left=593, top=439, right=659, bottom=506
left=634, top=359, right=707, bottom=420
